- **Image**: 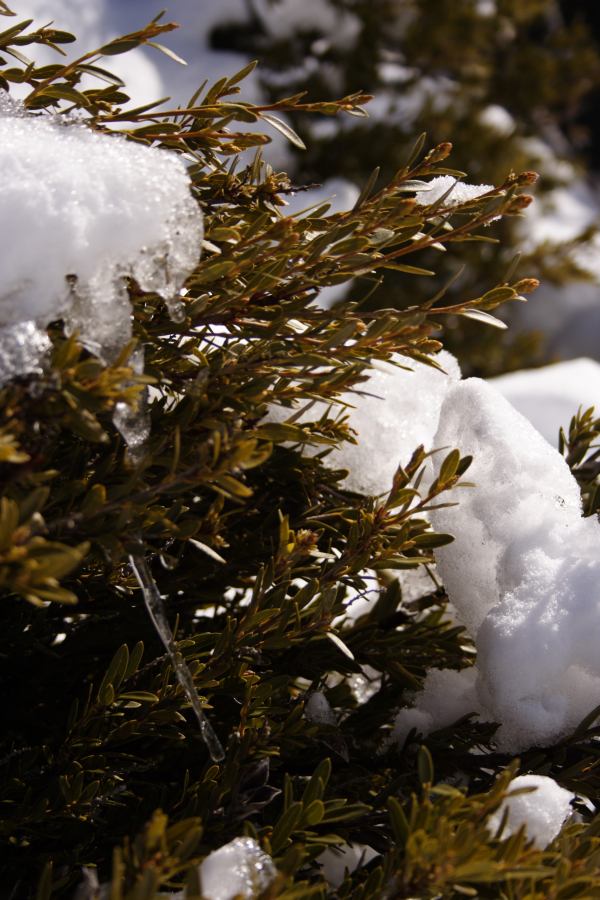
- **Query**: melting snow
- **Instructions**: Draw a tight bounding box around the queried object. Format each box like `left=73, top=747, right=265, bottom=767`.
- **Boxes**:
left=0, top=97, right=202, bottom=374
left=199, top=837, right=276, bottom=900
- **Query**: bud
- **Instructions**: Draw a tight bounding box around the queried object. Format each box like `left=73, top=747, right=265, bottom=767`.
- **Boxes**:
left=517, top=171, right=539, bottom=186
left=508, top=194, right=534, bottom=211
left=513, top=277, right=540, bottom=294
left=429, top=141, right=453, bottom=163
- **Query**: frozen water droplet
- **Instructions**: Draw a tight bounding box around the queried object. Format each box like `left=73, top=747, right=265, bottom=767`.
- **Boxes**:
left=166, top=295, right=187, bottom=323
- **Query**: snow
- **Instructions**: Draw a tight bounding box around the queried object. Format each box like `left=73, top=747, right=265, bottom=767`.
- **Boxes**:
left=491, top=358, right=600, bottom=446
left=254, top=0, right=361, bottom=49
left=475, top=0, right=497, bottom=16
left=430, top=378, right=582, bottom=635
left=283, top=178, right=360, bottom=218
left=0, top=102, right=202, bottom=364
left=392, top=668, right=478, bottom=746
left=15, top=0, right=263, bottom=110
left=269, top=350, right=461, bottom=496
left=478, top=104, right=516, bottom=137
left=414, top=176, right=494, bottom=207
left=487, top=775, right=574, bottom=849
left=318, top=843, right=379, bottom=888
left=199, top=837, right=277, bottom=900
left=411, top=377, right=600, bottom=751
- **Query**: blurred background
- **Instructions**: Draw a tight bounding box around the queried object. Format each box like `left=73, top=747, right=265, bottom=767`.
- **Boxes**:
left=15, top=0, right=600, bottom=376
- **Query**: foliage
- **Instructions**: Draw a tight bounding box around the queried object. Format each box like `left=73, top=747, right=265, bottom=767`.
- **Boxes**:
left=216, top=0, right=600, bottom=374
left=1, top=7, right=600, bottom=900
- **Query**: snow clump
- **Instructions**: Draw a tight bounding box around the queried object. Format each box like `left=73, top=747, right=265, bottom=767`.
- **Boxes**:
left=0, top=97, right=202, bottom=374
left=487, top=775, right=574, bottom=849
left=198, top=837, right=277, bottom=900
left=414, top=176, right=494, bottom=207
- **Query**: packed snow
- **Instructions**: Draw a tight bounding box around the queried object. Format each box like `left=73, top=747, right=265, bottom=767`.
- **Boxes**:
left=198, top=837, right=277, bottom=900
left=269, top=350, right=461, bottom=496
left=487, top=775, right=574, bottom=849
left=491, top=358, right=600, bottom=446
left=0, top=99, right=202, bottom=369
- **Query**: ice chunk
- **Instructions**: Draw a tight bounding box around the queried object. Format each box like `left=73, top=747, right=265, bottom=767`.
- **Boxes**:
left=113, top=346, right=150, bottom=461
left=0, top=105, right=202, bottom=362
left=269, top=350, right=460, bottom=496
left=0, top=321, right=51, bottom=384
left=199, top=837, right=277, bottom=900
left=414, top=176, right=494, bottom=207
left=487, top=775, right=574, bottom=849
left=490, top=358, right=600, bottom=447
left=430, top=378, right=581, bottom=634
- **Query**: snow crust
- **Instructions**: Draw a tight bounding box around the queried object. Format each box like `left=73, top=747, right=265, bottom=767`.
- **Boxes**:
left=199, top=837, right=276, bottom=900
left=491, top=358, right=600, bottom=446
left=0, top=101, right=202, bottom=367
left=487, top=775, right=574, bottom=849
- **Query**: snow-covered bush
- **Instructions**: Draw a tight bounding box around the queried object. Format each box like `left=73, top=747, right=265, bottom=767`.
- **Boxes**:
left=3, top=6, right=600, bottom=900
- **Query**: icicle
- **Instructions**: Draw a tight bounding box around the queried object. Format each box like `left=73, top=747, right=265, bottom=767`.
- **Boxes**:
left=113, top=346, right=151, bottom=463
left=129, top=553, right=225, bottom=762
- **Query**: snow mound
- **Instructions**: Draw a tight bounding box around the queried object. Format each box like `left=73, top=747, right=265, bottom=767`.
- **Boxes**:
left=269, top=350, right=461, bottom=496
left=491, top=357, right=600, bottom=447
left=199, top=837, right=276, bottom=900
left=487, top=775, right=574, bottom=849
left=430, top=378, right=582, bottom=634
left=424, top=378, right=600, bottom=750
left=0, top=103, right=202, bottom=367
